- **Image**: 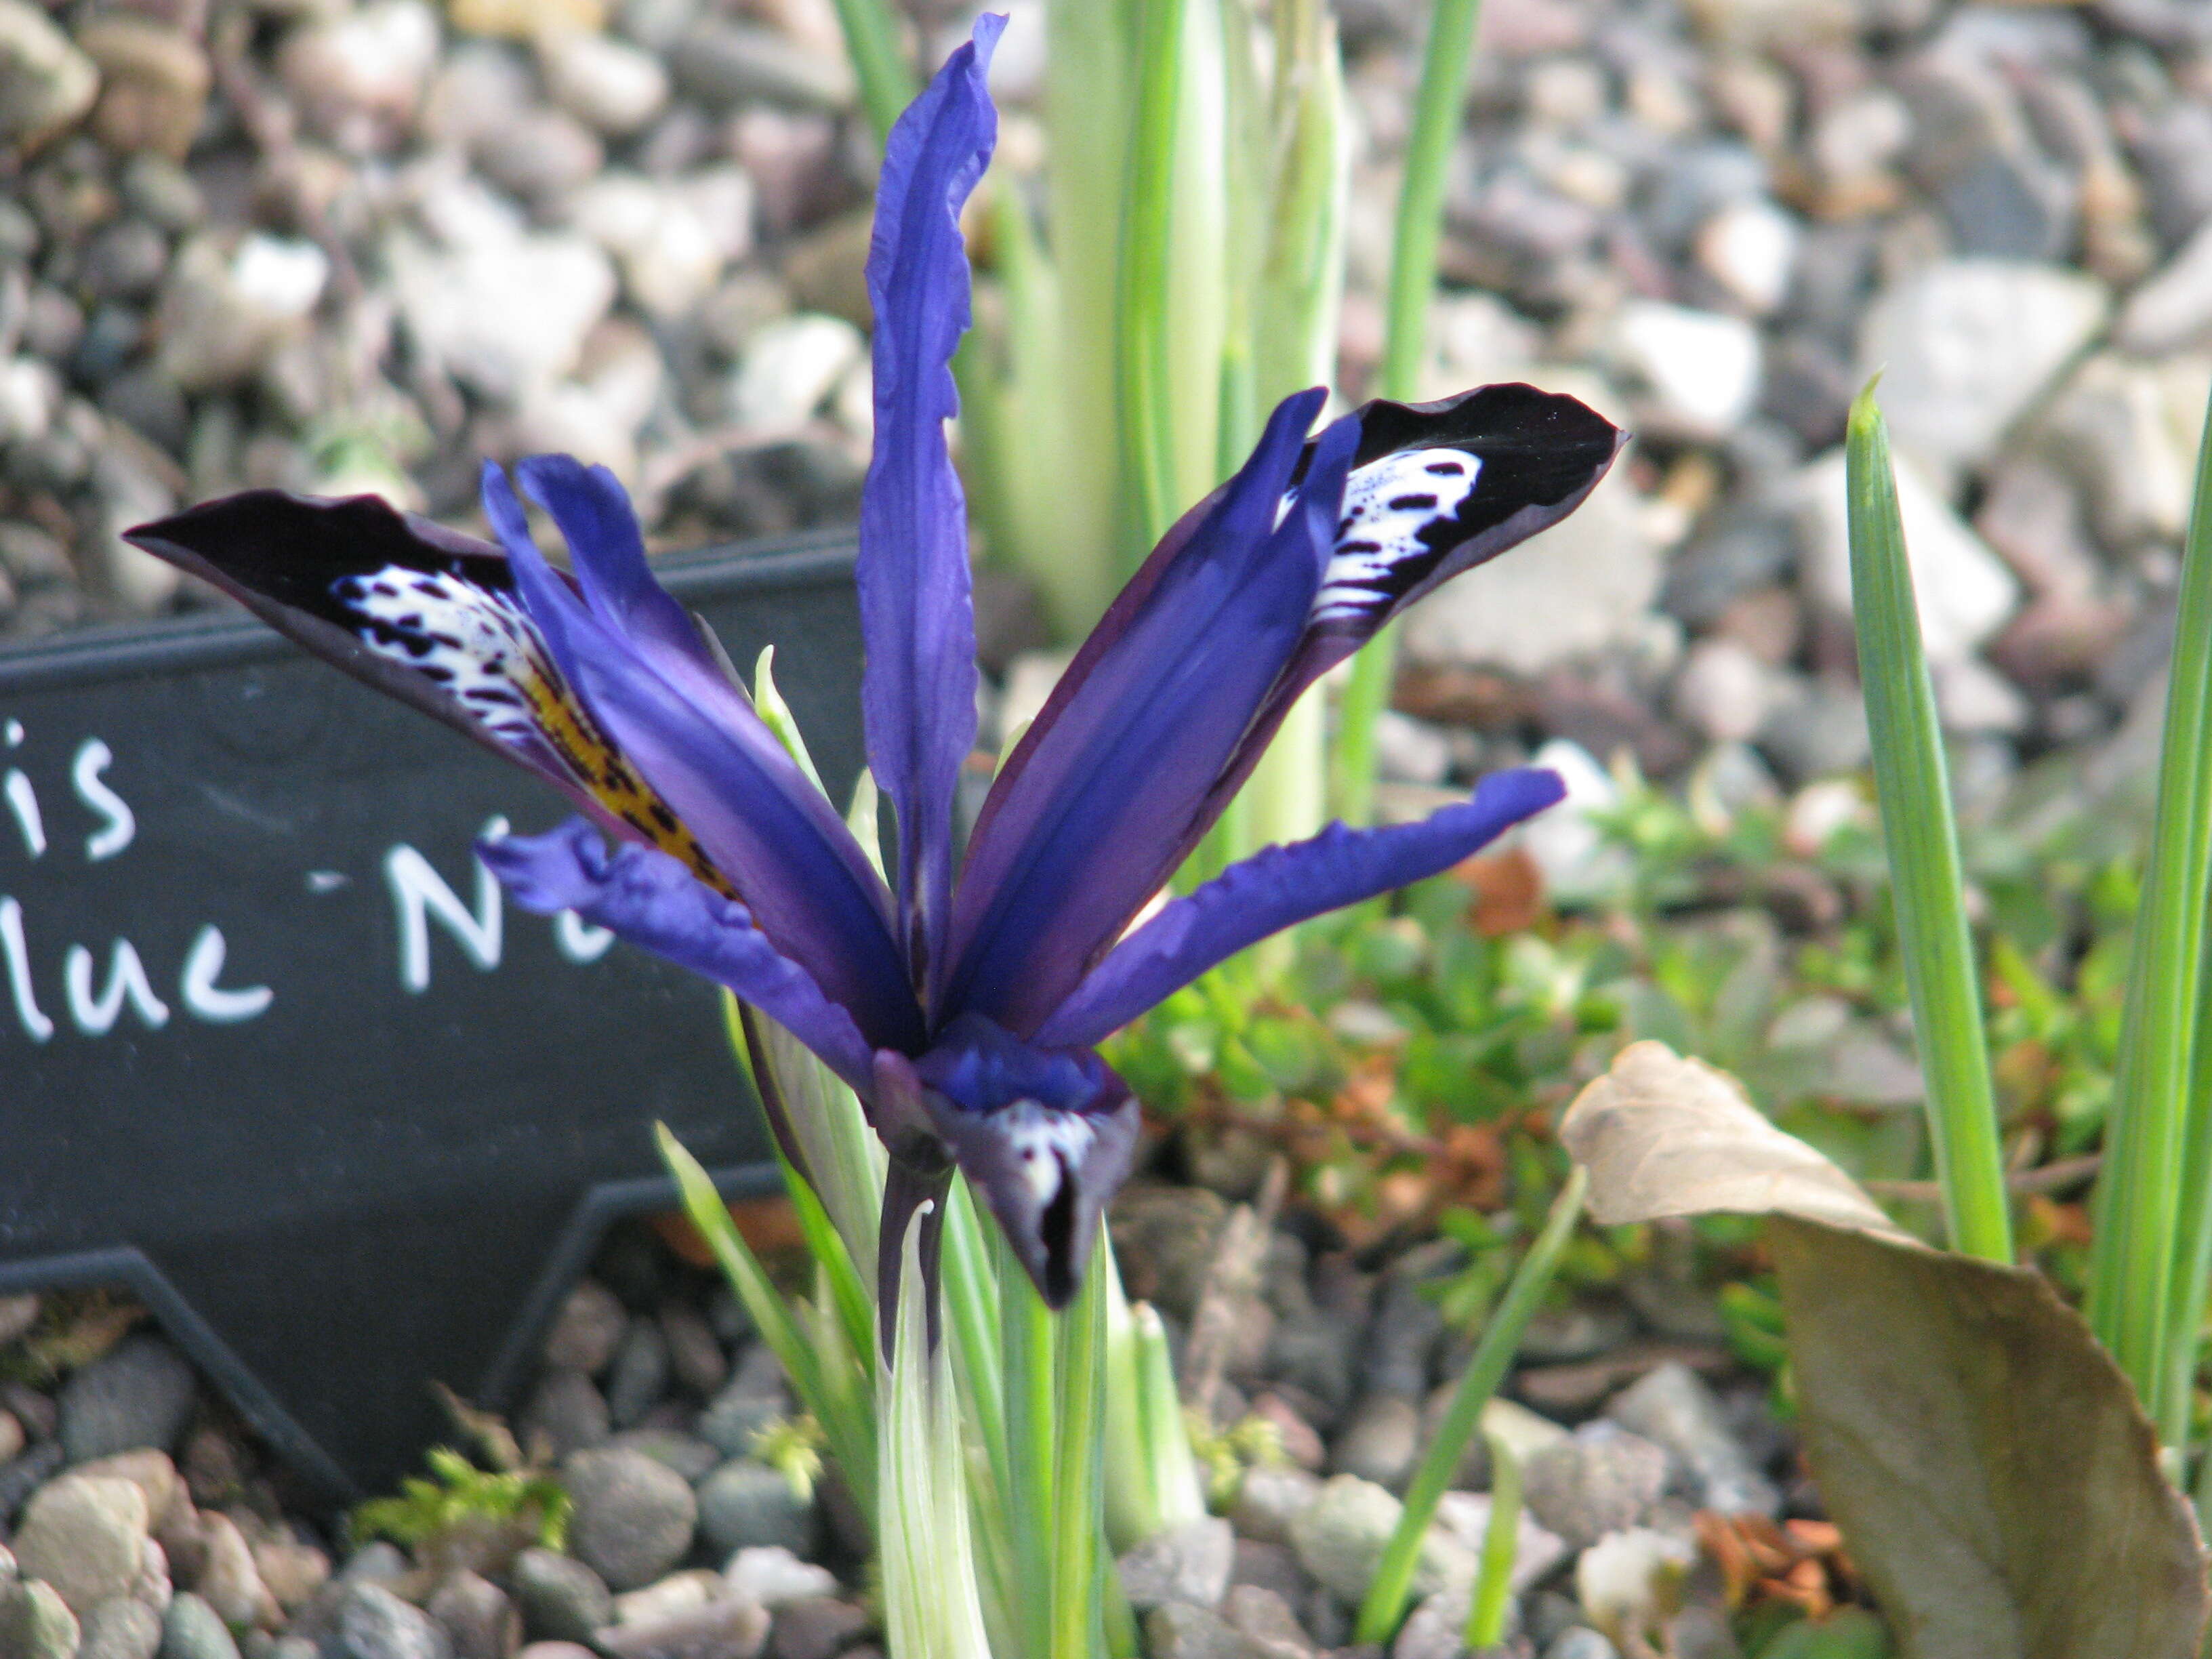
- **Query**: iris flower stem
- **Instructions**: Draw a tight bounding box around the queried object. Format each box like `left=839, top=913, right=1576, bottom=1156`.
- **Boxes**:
left=1844, top=388, right=2012, bottom=1267
left=1355, top=1166, right=1584, bottom=1646
left=1334, top=0, right=1482, bottom=827
left=998, top=1226, right=1059, bottom=1659
left=1050, top=1238, right=1109, bottom=1659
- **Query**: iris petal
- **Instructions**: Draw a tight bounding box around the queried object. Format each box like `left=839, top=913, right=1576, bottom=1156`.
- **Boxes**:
left=858, top=14, right=1004, bottom=979
left=941, top=388, right=1340, bottom=1037
left=878, top=1012, right=1139, bottom=1308
left=121, top=489, right=695, bottom=861
left=480, top=817, right=880, bottom=1093
left=1036, top=767, right=1568, bottom=1049
left=485, top=465, right=924, bottom=1053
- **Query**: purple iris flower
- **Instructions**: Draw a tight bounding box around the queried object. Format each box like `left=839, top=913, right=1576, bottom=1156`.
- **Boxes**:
left=127, top=16, right=1621, bottom=1311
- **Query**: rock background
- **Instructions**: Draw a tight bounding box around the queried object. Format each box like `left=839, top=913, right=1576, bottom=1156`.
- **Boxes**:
left=0, top=0, right=2204, bottom=827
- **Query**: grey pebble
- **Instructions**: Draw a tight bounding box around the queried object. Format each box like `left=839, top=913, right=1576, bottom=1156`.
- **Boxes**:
left=593, top=1599, right=769, bottom=1659
left=336, top=1583, right=452, bottom=1659
left=606, top=1429, right=721, bottom=1485
left=1603, top=1363, right=1780, bottom=1517
left=157, top=1594, right=238, bottom=1659
left=509, top=1549, right=611, bottom=1646
left=426, top=1572, right=518, bottom=1659
left=1544, top=1632, right=1619, bottom=1659
left=520, top=1371, right=611, bottom=1462
left=695, top=1458, right=817, bottom=1560
left=1329, top=1395, right=1422, bottom=1492
left=764, top=1599, right=868, bottom=1659
left=544, top=1281, right=628, bottom=1376
left=0, top=1579, right=79, bottom=1659
left=1143, top=1602, right=1268, bottom=1659
left=563, top=1447, right=698, bottom=1593
left=81, top=1597, right=165, bottom=1659
left=1519, top=1424, right=1669, bottom=1553
left=657, top=1308, right=729, bottom=1398
left=1230, top=1467, right=1321, bottom=1548
left=606, top=1319, right=671, bottom=1429
left=1118, top=1515, right=1235, bottom=1612
left=1221, top=1585, right=1315, bottom=1659
left=60, top=1335, right=197, bottom=1462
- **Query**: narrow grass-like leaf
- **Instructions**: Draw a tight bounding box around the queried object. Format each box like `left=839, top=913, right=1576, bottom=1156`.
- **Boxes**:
left=1334, top=0, right=1483, bottom=826
left=1050, top=1235, right=1110, bottom=1659
left=655, top=1124, right=876, bottom=1520
left=1000, top=1225, right=1059, bottom=1659
left=2124, top=377, right=2212, bottom=1446
left=752, top=646, right=827, bottom=798
left=1355, top=1166, right=1587, bottom=1645
left=1844, top=385, right=2011, bottom=1265
left=1464, top=1430, right=1521, bottom=1650
left=827, top=0, right=917, bottom=146
left=1044, top=0, right=1138, bottom=579
left=880, top=1200, right=995, bottom=1659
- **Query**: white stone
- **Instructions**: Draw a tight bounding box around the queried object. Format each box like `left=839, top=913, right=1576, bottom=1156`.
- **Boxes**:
left=392, top=232, right=616, bottom=403
left=1575, top=1528, right=1696, bottom=1648
left=1420, top=293, right=1542, bottom=401
left=1671, top=638, right=1776, bottom=745
left=2024, top=352, right=2198, bottom=552
left=1515, top=739, right=1631, bottom=905
left=1795, top=447, right=2020, bottom=664
left=2116, top=218, right=2212, bottom=356
left=1431, top=1493, right=1568, bottom=1592
left=0, top=356, right=61, bottom=446
left=1693, top=198, right=1800, bottom=316
left=278, top=0, right=440, bottom=148
left=572, top=168, right=754, bottom=321
left=538, top=27, right=669, bottom=136
left=1401, top=461, right=1659, bottom=676
left=1604, top=301, right=1762, bottom=441
left=722, top=1547, right=836, bottom=1608
left=1374, top=711, right=1454, bottom=785
left=1856, top=260, right=2109, bottom=472
left=156, top=234, right=329, bottom=391
left=728, top=311, right=863, bottom=432
left=1933, top=656, right=2029, bottom=736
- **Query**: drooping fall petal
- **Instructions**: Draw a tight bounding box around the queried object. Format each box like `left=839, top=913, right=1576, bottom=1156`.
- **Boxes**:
left=481, top=817, right=882, bottom=1093
left=1036, top=767, right=1566, bottom=1049
left=485, top=465, right=924, bottom=1054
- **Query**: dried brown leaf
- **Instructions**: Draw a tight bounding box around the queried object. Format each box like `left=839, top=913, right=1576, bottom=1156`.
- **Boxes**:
left=1559, top=1042, right=2209, bottom=1659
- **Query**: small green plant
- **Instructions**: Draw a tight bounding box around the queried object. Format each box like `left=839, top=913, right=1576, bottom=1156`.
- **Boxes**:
left=349, top=1446, right=571, bottom=1555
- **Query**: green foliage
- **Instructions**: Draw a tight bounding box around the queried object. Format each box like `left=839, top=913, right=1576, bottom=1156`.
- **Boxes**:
left=349, top=1447, right=571, bottom=1554
left=1183, top=1410, right=1285, bottom=1511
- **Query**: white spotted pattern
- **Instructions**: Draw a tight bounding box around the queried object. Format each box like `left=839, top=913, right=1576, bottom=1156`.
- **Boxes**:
left=1000, top=1097, right=1099, bottom=1204
left=1312, top=447, right=1482, bottom=626
left=335, top=567, right=558, bottom=756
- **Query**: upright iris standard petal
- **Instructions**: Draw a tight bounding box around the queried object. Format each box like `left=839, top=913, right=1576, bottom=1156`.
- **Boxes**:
left=941, top=390, right=1345, bottom=1037
left=482, top=819, right=881, bottom=1094
left=858, top=13, right=1004, bottom=979
left=485, top=467, right=926, bottom=1054
left=1036, top=768, right=1567, bottom=1049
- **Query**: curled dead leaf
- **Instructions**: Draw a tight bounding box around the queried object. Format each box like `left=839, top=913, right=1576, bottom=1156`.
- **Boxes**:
left=1559, top=1041, right=1913, bottom=1243
left=1560, top=1042, right=2209, bottom=1659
